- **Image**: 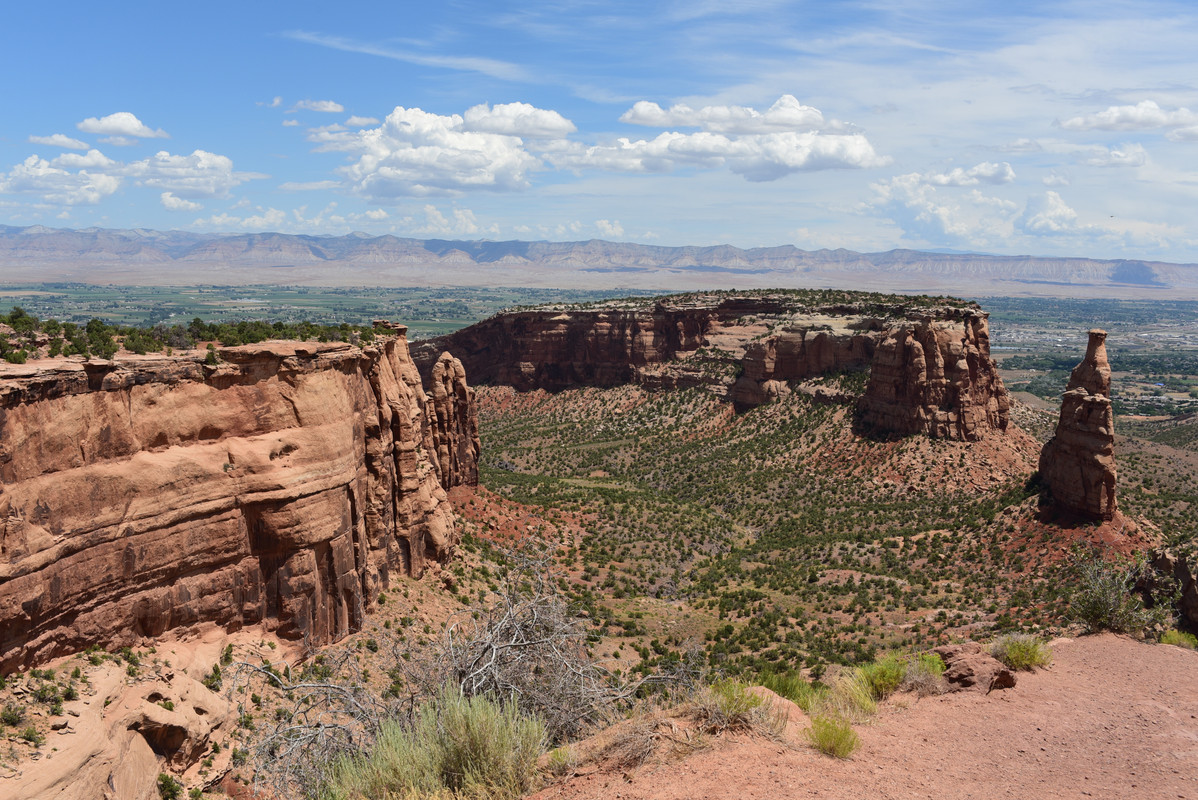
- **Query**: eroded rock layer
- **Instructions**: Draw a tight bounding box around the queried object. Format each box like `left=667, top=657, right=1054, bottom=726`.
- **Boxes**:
left=414, top=293, right=1010, bottom=442
left=1039, top=330, right=1117, bottom=520
left=857, top=312, right=1010, bottom=441
left=0, top=332, right=478, bottom=671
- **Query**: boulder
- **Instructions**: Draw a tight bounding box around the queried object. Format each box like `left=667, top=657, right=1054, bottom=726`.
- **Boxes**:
left=934, top=642, right=1017, bottom=693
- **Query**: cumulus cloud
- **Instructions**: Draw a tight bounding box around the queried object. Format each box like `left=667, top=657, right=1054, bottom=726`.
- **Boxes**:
left=1016, top=191, right=1079, bottom=234
left=595, top=219, right=624, bottom=238
left=76, top=112, right=168, bottom=139
left=923, top=162, right=1015, bottom=186
left=1166, top=126, right=1198, bottom=142
left=411, top=204, right=489, bottom=236
left=29, top=134, right=88, bottom=150
left=160, top=191, right=202, bottom=211
left=0, top=155, right=122, bottom=205
left=310, top=105, right=551, bottom=198
left=346, top=115, right=380, bottom=127
left=291, top=99, right=344, bottom=113
left=1059, top=100, right=1198, bottom=132
left=1084, top=142, right=1147, bottom=168
left=282, top=119, right=301, bottom=127
left=52, top=149, right=117, bottom=169
left=194, top=208, right=288, bottom=230
left=557, top=96, right=886, bottom=181
left=127, top=150, right=264, bottom=198
left=619, top=95, right=827, bottom=134
left=552, top=130, right=888, bottom=181
left=461, top=102, right=576, bottom=137
left=866, top=172, right=1019, bottom=244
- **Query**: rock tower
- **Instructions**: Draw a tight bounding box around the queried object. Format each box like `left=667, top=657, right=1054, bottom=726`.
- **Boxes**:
left=1039, top=330, right=1117, bottom=519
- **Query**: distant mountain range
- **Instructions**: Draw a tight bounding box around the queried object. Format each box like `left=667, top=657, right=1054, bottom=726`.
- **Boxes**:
left=2, top=224, right=1196, bottom=299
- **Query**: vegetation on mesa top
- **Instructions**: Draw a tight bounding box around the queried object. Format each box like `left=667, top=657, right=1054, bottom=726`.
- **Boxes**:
left=499, top=287, right=978, bottom=315
left=0, top=306, right=383, bottom=363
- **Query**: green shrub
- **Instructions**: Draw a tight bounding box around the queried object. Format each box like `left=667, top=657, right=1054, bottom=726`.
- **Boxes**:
left=1160, top=629, right=1198, bottom=649
left=19, top=725, right=45, bottom=746
left=1, top=703, right=25, bottom=726
left=900, top=653, right=946, bottom=696
left=545, top=746, right=578, bottom=776
left=813, top=672, right=877, bottom=723
left=858, top=655, right=907, bottom=700
left=319, top=688, right=545, bottom=800
left=1068, top=553, right=1174, bottom=635
left=157, top=772, right=183, bottom=800
left=805, top=715, right=859, bottom=758
left=695, top=679, right=763, bottom=733
left=989, top=634, right=1053, bottom=670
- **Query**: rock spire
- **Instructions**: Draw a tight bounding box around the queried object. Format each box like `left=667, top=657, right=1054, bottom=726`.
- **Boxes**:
left=1039, top=330, right=1117, bottom=519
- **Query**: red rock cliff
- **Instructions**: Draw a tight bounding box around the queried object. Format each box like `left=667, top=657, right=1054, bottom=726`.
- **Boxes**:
left=1039, top=330, right=1117, bottom=519
left=857, top=311, right=1010, bottom=441
left=0, top=331, right=479, bottom=671
left=415, top=294, right=1009, bottom=443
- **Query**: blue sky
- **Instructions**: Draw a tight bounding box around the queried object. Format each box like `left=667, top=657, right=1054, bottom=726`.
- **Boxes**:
left=4, top=0, right=1198, bottom=261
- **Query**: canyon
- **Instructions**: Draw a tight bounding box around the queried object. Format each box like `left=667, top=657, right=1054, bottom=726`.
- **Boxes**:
left=0, top=329, right=478, bottom=672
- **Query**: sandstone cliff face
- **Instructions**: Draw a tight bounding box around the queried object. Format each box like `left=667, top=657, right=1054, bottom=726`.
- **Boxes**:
left=417, top=295, right=1010, bottom=443
left=0, top=332, right=478, bottom=671
left=412, top=303, right=711, bottom=391
left=857, top=312, right=1010, bottom=441
left=1039, top=330, right=1117, bottom=520
left=729, top=327, right=878, bottom=409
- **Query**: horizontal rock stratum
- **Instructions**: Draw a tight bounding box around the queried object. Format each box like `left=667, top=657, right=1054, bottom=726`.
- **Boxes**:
left=0, top=331, right=478, bottom=671
left=413, top=291, right=1010, bottom=442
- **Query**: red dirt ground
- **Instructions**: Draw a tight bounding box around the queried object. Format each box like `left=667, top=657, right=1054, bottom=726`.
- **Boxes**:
left=532, top=633, right=1198, bottom=800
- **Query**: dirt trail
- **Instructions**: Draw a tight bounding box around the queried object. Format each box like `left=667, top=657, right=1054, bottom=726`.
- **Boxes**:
left=533, top=634, right=1198, bottom=800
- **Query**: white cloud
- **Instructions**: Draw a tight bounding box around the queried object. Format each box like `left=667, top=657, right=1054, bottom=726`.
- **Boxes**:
left=76, top=112, right=168, bottom=139
left=127, top=150, right=264, bottom=198
left=29, top=134, right=88, bottom=150
left=0, top=155, right=122, bottom=205
left=52, top=149, right=116, bottom=169
left=924, top=162, right=1015, bottom=186
left=1043, top=169, right=1071, bottom=187
left=595, top=219, right=624, bottom=238
left=1059, top=100, right=1198, bottom=132
left=282, top=119, right=301, bottom=127
left=1166, top=125, right=1198, bottom=142
left=291, top=99, right=344, bottom=113
left=1084, top=142, right=1148, bottom=168
left=100, top=136, right=140, bottom=147
left=1016, top=191, right=1078, bottom=234
left=310, top=105, right=549, bottom=198
left=160, top=191, right=202, bottom=211
left=412, top=204, right=486, bottom=236
left=461, top=102, right=576, bottom=137
left=345, top=115, right=380, bottom=127
left=278, top=180, right=341, bottom=191
left=552, top=129, right=888, bottom=181
left=619, top=95, right=827, bottom=134
left=263, top=96, right=283, bottom=108
left=866, top=172, right=1019, bottom=244
left=194, top=208, right=288, bottom=230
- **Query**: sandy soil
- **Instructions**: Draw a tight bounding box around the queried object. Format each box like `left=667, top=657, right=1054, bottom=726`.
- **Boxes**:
left=533, top=634, right=1198, bottom=800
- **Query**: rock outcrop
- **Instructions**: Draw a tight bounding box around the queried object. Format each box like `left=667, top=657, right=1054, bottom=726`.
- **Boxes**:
left=0, top=331, right=479, bottom=671
left=412, top=303, right=711, bottom=391
left=415, top=293, right=1011, bottom=442
left=1039, top=330, right=1117, bottom=520
left=857, top=312, right=1010, bottom=441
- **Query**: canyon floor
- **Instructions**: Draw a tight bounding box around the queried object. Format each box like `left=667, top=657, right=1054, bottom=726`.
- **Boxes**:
left=533, top=633, right=1198, bottom=800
